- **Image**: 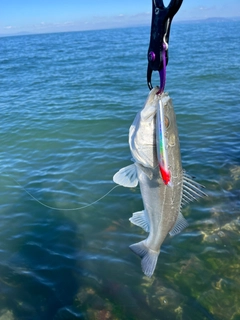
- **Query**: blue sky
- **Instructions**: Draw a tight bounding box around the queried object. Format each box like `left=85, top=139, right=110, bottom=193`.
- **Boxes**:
left=1, top=0, right=240, bottom=35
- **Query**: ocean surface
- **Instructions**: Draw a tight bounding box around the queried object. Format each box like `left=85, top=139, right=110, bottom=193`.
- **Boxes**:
left=0, top=20, right=240, bottom=320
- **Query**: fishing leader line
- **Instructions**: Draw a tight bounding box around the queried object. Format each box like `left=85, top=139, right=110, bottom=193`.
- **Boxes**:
left=6, top=174, right=121, bottom=211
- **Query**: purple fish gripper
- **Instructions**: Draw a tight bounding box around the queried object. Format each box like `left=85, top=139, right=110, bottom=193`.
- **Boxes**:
left=157, top=42, right=167, bottom=95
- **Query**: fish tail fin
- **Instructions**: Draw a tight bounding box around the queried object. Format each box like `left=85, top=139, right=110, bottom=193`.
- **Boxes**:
left=129, top=241, right=159, bottom=278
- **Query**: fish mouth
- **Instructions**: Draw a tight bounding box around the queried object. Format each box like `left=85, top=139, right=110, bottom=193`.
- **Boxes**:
left=168, top=133, right=176, bottom=147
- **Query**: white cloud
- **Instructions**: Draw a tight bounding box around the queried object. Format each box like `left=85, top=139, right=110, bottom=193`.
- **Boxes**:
left=3, top=11, right=143, bottom=35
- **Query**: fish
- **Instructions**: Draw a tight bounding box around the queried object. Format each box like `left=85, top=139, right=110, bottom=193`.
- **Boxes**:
left=113, top=87, right=207, bottom=277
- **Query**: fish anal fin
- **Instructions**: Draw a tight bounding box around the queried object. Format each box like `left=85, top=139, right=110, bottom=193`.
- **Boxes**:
left=129, top=210, right=149, bottom=232
left=113, top=164, right=138, bottom=188
left=129, top=241, right=159, bottom=278
left=169, top=211, right=188, bottom=236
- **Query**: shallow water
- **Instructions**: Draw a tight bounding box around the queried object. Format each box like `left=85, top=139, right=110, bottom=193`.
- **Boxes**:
left=0, top=21, right=240, bottom=319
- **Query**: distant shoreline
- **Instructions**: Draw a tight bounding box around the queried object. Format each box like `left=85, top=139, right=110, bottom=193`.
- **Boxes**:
left=1, top=16, right=240, bottom=38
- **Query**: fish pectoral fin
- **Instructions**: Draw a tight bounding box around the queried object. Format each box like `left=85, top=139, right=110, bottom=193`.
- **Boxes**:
left=169, top=212, right=188, bottom=236
left=181, top=171, right=207, bottom=206
left=135, top=163, right=153, bottom=180
left=129, top=210, right=149, bottom=232
left=113, top=164, right=138, bottom=188
left=129, top=241, right=159, bottom=278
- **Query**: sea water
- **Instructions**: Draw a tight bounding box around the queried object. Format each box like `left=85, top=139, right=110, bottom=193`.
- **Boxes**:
left=0, top=21, right=240, bottom=319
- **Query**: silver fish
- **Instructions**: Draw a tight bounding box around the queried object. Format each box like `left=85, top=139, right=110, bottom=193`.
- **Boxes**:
left=113, top=87, right=206, bottom=277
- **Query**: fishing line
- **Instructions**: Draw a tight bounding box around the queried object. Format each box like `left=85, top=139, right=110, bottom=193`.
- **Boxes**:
left=8, top=175, right=120, bottom=211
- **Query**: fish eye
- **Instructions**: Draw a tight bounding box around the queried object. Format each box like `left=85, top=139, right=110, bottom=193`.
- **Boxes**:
left=164, top=116, right=170, bottom=129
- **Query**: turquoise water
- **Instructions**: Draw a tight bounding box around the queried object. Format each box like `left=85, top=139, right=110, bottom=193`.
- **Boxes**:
left=0, top=21, right=240, bottom=319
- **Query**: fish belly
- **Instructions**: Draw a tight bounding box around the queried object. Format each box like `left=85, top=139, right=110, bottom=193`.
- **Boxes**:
left=129, top=165, right=182, bottom=277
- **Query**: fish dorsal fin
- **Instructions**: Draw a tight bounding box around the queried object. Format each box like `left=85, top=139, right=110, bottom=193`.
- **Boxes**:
left=129, top=210, right=150, bottom=232
left=113, top=164, right=138, bottom=188
left=181, top=172, right=207, bottom=206
left=169, top=211, right=188, bottom=236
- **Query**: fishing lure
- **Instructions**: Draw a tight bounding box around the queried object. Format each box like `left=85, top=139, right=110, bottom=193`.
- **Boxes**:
left=156, top=97, right=171, bottom=185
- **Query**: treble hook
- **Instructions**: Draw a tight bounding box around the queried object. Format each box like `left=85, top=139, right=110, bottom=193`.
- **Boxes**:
left=147, top=0, right=183, bottom=92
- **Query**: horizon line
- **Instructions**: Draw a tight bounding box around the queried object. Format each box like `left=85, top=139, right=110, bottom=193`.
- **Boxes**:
left=1, top=16, right=240, bottom=38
